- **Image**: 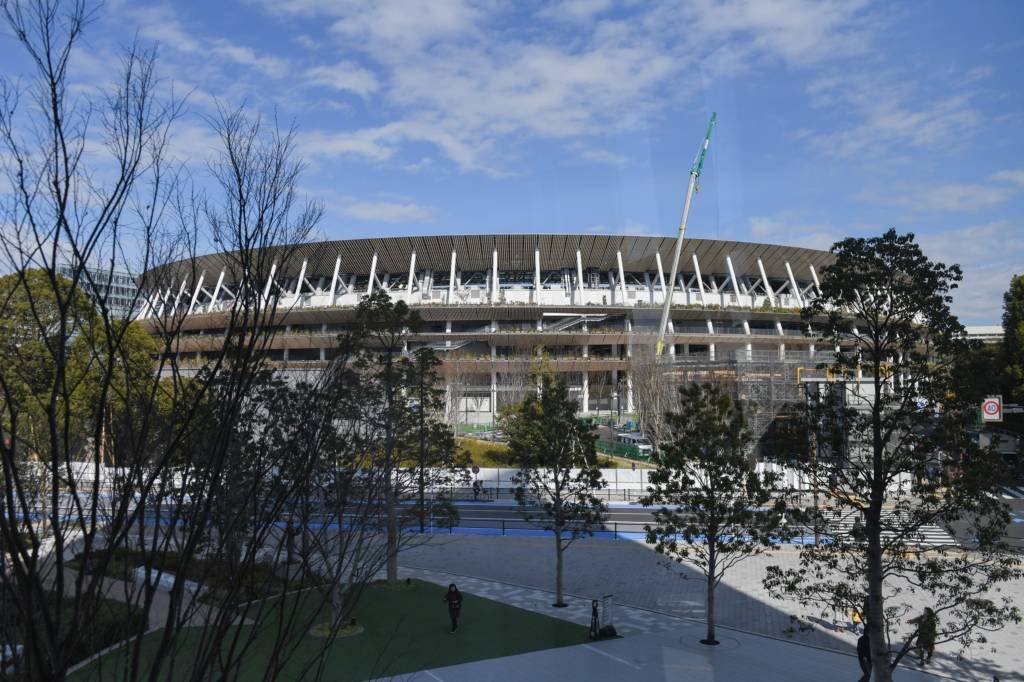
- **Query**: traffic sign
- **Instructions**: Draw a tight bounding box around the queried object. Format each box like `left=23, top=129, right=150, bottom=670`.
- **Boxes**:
left=471, top=465, right=480, bottom=474
left=981, top=396, right=1002, bottom=422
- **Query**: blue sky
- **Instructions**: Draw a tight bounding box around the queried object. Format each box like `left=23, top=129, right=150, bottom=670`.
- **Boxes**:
left=2, top=0, right=1022, bottom=323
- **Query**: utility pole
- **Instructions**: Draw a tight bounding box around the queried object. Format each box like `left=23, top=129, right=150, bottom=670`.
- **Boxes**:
left=656, top=113, right=717, bottom=356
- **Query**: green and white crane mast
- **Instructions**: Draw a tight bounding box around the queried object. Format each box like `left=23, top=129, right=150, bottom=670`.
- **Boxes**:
left=655, top=112, right=716, bottom=356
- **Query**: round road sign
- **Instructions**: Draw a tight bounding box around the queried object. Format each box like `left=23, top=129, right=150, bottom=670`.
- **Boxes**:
left=982, top=398, right=1001, bottom=420
left=471, top=465, right=480, bottom=474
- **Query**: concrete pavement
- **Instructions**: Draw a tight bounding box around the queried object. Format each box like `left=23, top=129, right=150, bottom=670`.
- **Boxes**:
left=389, top=623, right=944, bottom=682
left=399, top=534, right=1024, bottom=680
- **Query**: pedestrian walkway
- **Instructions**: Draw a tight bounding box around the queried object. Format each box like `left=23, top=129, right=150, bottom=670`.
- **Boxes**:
left=816, top=509, right=957, bottom=546
left=381, top=603, right=945, bottom=682
left=400, top=534, right=1024, bottom=680
left=998, top=484, right=1024, bottom=499
left=396, top=566, right=681, bottom=637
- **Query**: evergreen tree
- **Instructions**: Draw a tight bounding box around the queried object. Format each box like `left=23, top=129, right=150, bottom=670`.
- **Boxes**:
left=763, top=230, right=1022, bottom=680
left=1002, top=273, right=1024, bottom=403
left=500, top=371, right=606, bottom=607
left=643, top=383, right=790, bottom=645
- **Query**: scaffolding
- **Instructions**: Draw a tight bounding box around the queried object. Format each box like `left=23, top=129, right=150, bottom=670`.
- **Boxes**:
left=653, top=349, right=835, bottom=447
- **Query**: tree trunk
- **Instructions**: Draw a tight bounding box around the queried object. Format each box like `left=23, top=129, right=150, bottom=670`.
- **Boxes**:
left=868, top=367, right=892, bottom=682
left=703, top=555, right=718, bottom=645
left=554, top=529, right=566, bottom=607
left=386, top=480, right=398, bottom=583
left=418, top=463, right=426, bottom=534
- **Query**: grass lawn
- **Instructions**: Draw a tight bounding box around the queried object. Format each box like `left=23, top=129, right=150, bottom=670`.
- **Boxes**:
left=71, top=579, right=588, bottom=681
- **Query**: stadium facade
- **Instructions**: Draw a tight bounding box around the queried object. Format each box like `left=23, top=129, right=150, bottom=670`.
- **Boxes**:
left=139, top=234, right=834, bottom=428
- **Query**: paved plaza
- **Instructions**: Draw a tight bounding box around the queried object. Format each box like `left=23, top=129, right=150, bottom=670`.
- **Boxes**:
left=399, top=534, right=1024, bottom=681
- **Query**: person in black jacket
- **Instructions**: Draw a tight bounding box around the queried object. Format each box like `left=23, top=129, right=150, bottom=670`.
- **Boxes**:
left=443, top=583, right=463, bottom=633
left=857, top=631, right=872, bottom=682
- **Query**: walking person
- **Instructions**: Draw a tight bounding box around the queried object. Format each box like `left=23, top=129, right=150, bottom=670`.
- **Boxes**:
left=856, top=630, right=872, bottom=682
left=443, top=583, right=463, bottom=633
left=589, top=600, right=601, bottom=640
left=908, top=607, right=938, bottom=665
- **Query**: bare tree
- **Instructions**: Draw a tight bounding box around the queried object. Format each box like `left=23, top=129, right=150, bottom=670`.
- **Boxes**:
left=0, top=4, right=396, bottom=679
left=629, top=346, right=679, bottom=449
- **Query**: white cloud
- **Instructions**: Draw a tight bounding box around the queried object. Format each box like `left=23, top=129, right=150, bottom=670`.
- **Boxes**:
left=403, top=157, right=434, bottom=173
left=568, top=143, right=627, bottom=167
left=124, top=4, right=290, bottom=78
left=342, top=201, right=433, bottom=223
left=992, top=169, right=1024, bottom=188
left=857, top=183, right=1016, bottom=213
left=749, top=216, right=842, bottom=251
left=805, top=72, right=981, bottom=158
left=262, top=0, right=879, bottom=173
left=537, top=0, right=614, bottom=24
left=857, top=170, right=1024, bottom=213
left=917, top=221, right=1024, bottom=323
left=681, top=0, right=875, bottom=66
left=304, top=61, right=379, bottom=97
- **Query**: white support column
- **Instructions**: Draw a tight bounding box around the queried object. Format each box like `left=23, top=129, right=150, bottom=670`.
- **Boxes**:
left=448, top=250, right=457, bottom=302
left=262, top=263, right=277, bottom=306
left=616, top=250, right=627, bottom=303
left=785, top=261, right=804, bottom=307
left=534, top=246, right=541, bottom=304
left=707, top=318, right=715, bottom=334
left=582, top=372, right=589, bottom=413
left=186, top=271, right=206, bottom=316
left=655, top=252, right=667, bottom=298
left=809, top=264, right=822, bottom=295
left=139, top=293, right=156, bottom=319
left=725, top=255, right=741, bottom=305
left=692, top=253, right=706, bottom=305
left=292, top=258, right=308, bottom=306
left=156, top=287, right=172, bottom=318
left=406, top=251, right=417, bottom=297
left=367, top=252, right=378, bottom=295
left=576, top=248, right=585, bottom=301
left=757, top=258, right=775, bottom=306
left=171, top=278, right=189, bottom=315
left=742, top=319, right=752, bottom=360
left=491, top=248, right=499, bottom=304
left=329, top=255, right=342, bottom=304
left=490, top=347, right=497, bottom=417
left=626, top=373, right=634, bottom=413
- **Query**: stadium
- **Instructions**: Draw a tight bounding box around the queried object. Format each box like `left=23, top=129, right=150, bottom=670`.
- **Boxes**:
left=139, top=234, right=835, bottom=436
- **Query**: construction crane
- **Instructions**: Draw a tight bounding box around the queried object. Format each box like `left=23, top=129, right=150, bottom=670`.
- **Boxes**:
left=655, top=112, right=717, bottom=356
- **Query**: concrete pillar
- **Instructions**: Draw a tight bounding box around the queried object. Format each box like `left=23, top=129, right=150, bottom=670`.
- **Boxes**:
left=490, top=370, right=497, bottom=419
left=692, top=253, right=706, bottom=306
left=709, top=343, right=716, bottom=361
left=582, top=372, right=590, bottom=413
left=367, top=253, right=377, bottom=295
left=757, top=258, right=775, bottom=307
left=491, top=248, right=499, bottom=304
left=448, top=250, right=457, bottom=303
left=626, top=373, right=634, bottom=413
left=785, top=261, right=804, bottom=307
left=534, top=247, right=541, bottom=304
